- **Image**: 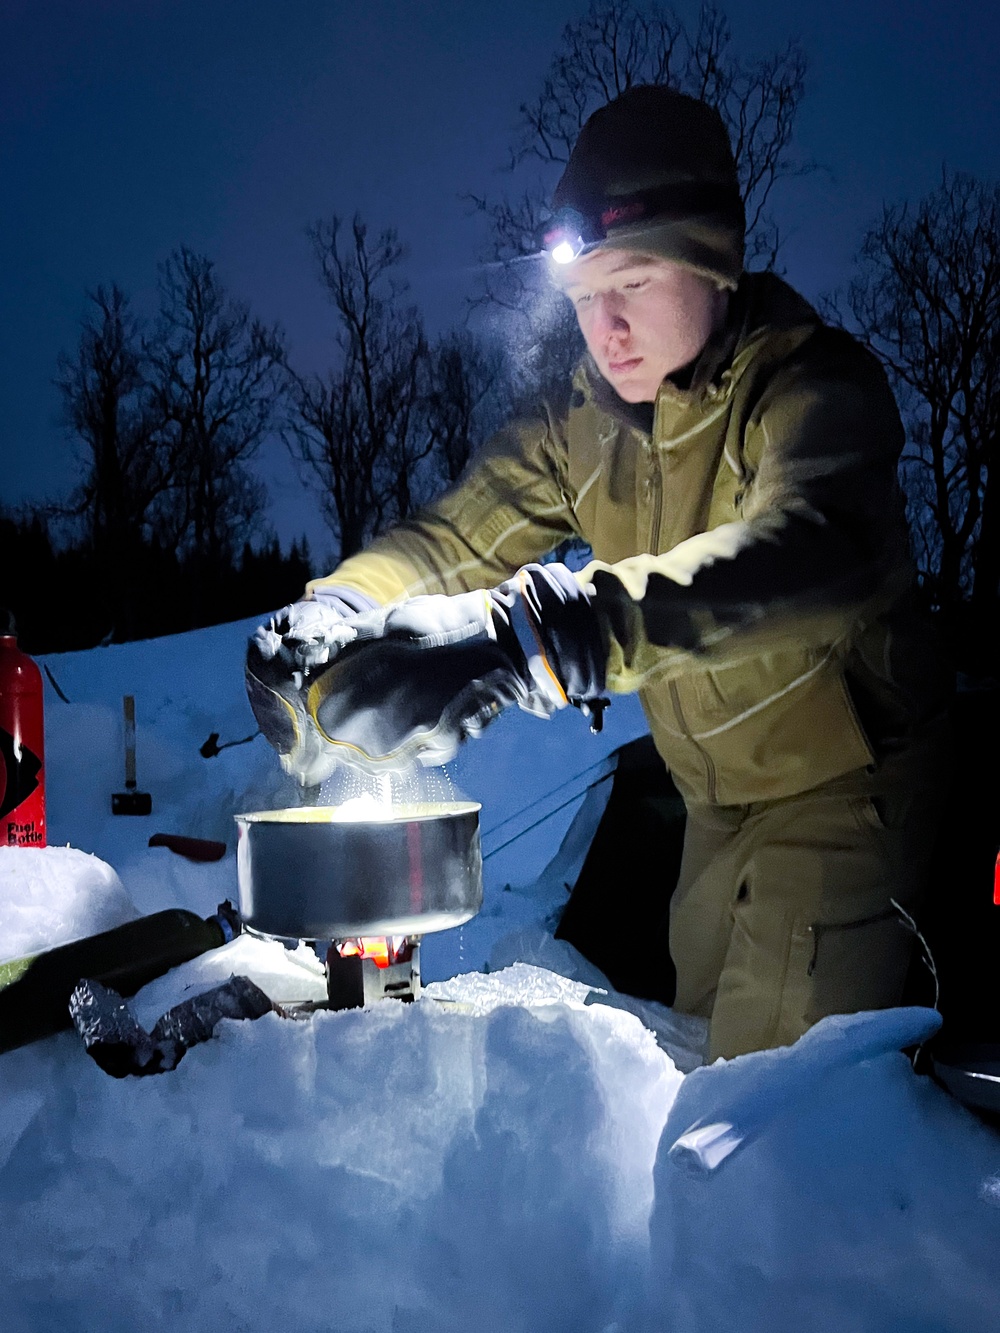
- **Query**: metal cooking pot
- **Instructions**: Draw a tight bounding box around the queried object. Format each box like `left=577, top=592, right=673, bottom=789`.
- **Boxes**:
left=234, top=802, right=483, bottom=941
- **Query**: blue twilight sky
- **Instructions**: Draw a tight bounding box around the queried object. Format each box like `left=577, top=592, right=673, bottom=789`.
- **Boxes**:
left=2, top=0, right=998, bottom=560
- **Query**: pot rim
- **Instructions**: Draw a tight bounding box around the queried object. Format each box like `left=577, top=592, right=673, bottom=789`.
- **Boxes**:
left=234, top=800, right=482, bottom=826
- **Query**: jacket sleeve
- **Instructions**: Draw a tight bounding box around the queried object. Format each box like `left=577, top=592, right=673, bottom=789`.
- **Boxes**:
left=581, top=328, right=915, bottom=687
left=306, top=408, right=580, bottom=606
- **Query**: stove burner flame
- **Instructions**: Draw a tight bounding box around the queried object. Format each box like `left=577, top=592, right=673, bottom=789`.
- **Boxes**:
left=336, top=936, right=408, bottom=970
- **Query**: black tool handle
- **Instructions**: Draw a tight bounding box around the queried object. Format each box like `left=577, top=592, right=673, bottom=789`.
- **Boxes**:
left=0, top=906, right=236, bottom=1054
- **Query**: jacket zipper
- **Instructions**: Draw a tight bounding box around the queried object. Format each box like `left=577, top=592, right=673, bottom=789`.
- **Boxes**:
left=647, top=446, right=663, bottom=552
left=650, top=418, right=716, bottom=803
left=668, top=679, right=718, bottom=804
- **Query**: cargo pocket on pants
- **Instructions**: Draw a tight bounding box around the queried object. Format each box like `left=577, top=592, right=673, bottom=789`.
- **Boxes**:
left=804, top=905, right=915, bottom=1026
left=709, top=904, right=817, bottom=1059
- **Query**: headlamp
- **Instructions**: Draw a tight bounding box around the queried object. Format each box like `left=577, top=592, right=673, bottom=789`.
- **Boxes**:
left=539, top=183, right=743, bottom=267
left=539, top=208, right=597, bottom=265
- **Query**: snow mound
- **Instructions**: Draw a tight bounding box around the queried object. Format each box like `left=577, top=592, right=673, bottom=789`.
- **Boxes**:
left=651, top=1007, right=1000, bottom=1332
left=425, top=960, right=598, bottom=1012
left=129, top=932, right=329, bottom=1026
left=0, top=965, right=679, bottom=1333
left=0, top=845, right=138, bottom=963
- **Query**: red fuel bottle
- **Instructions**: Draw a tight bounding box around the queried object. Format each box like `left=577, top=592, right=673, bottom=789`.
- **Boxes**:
left=0, top=609, right=45, bottom=847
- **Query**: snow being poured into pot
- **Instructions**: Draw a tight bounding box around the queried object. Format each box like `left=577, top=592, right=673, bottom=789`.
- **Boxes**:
left=316, top=759, right=464, bottom=819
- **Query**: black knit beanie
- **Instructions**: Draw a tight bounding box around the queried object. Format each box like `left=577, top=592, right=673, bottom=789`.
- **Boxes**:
left=550, top=85, right=745, bottom=289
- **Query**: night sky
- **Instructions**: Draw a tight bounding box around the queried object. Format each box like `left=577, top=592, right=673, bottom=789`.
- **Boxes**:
left=3, top=0, right=998, bottom=559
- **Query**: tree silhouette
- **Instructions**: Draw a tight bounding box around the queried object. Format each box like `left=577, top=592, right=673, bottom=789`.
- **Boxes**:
left=53, top=286, right=172, bottom=632
left=424, top=329, right=504, bottom=483
left=147, top=247, right=286, bottom=576
left=836, top=170, right=1000, bottom=669
left=285, top=216, right=433, bottom=558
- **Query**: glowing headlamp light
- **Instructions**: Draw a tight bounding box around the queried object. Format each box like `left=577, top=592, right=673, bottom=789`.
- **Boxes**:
left=550, top=238, right=581, bottom=265
left=540, top=208, right=596, bottom=265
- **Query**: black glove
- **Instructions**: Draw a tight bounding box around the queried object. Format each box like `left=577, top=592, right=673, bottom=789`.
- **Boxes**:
left=489, top=563, right=609, bottom=725
left=245, top=564, right=608, bottom=783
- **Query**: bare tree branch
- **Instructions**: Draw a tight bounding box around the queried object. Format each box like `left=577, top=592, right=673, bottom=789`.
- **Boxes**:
left=831, top=169, right=1000, bottom=655
left=145, top=247, right=285, bottom=569
left=54, top=285, right=169, bottom=555
left=285, top=216, right=432, bottom=558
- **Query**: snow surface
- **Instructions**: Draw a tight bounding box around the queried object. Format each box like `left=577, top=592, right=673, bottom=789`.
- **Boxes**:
left=2, top=614, right=1000, bottom=1332
left=0, top=845, right=138, bottom=963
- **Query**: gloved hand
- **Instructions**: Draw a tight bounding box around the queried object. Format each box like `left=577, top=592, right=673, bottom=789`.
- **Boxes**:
left=250, top=586, right=377, bottom=673
left=246, top=586, right=378, bottom=786
left=245, top=564, right=609, bottom=784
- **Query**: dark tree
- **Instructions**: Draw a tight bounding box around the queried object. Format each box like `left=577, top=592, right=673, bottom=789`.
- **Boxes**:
left=836, top=170, right=1000, bottom=668
left=147, top=247, right=286, bottom=574
left=285, top=216, right=432, bottom=558
left=0, top=511, right=57, bottom=649
left=424, top=329, right=504, bottom=483
left=53, top=286, right=170, bottom=630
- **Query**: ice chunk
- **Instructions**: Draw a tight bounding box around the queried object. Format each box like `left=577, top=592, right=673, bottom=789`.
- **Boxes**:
left=0, top=846, right=138, bottom=963
left=424, top=960, right=598, bottom=1014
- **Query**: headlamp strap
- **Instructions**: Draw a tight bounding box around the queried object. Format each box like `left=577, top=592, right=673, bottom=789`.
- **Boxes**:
left=543, top=180, right=742, bottom=254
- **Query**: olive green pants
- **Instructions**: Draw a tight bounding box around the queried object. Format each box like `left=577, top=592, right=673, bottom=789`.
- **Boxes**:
left=669, top=747, right=949, bottom=1061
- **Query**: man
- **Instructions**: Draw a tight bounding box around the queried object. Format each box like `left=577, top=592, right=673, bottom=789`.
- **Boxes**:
left=247, top=86, right=952, bottom=1060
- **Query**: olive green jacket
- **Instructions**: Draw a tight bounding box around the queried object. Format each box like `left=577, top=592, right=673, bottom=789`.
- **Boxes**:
left=310, top=272, right=946, bottom=805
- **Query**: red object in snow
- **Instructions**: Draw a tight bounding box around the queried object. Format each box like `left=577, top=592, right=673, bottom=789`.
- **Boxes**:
left=0, top=613, right=45, bottom=848
left=148, top=833, right=228, bottom=863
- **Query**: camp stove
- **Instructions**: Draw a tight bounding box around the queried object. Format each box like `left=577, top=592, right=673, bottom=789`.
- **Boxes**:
left=323, top=934, right=422, bottom=1009
left=233, top=800, right=482, bottom=1014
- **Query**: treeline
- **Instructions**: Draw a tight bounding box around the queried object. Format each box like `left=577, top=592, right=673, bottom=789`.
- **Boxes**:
left=3, top=2, right=997, bottom=675
left=1, top=513, right=314, bottom=654
left=2, top=231, right=506, bottom=655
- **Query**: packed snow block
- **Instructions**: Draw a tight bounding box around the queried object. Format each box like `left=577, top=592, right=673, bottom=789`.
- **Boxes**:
left=0, top=960, right=680, bottom=1333
left=0, top=845, right=138, bottom=963
left=128, top=932, right=328, bottom=1026
left=666, top=1006, right=942, bottom=1172
left=648, top=1007, right=1000, bottom=1333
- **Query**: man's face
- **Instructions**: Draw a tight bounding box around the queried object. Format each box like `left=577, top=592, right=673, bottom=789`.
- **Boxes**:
left=559, top=249, right=728, bottom=403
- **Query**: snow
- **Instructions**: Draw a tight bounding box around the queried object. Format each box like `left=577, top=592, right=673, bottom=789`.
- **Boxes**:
left=0, top=845, right=138, bottom=963
left=2, top=614, right=1000, bottom=1331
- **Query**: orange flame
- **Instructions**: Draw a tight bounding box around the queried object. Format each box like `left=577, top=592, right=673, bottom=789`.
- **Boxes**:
left=337, top=936, right=406, bottom=969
